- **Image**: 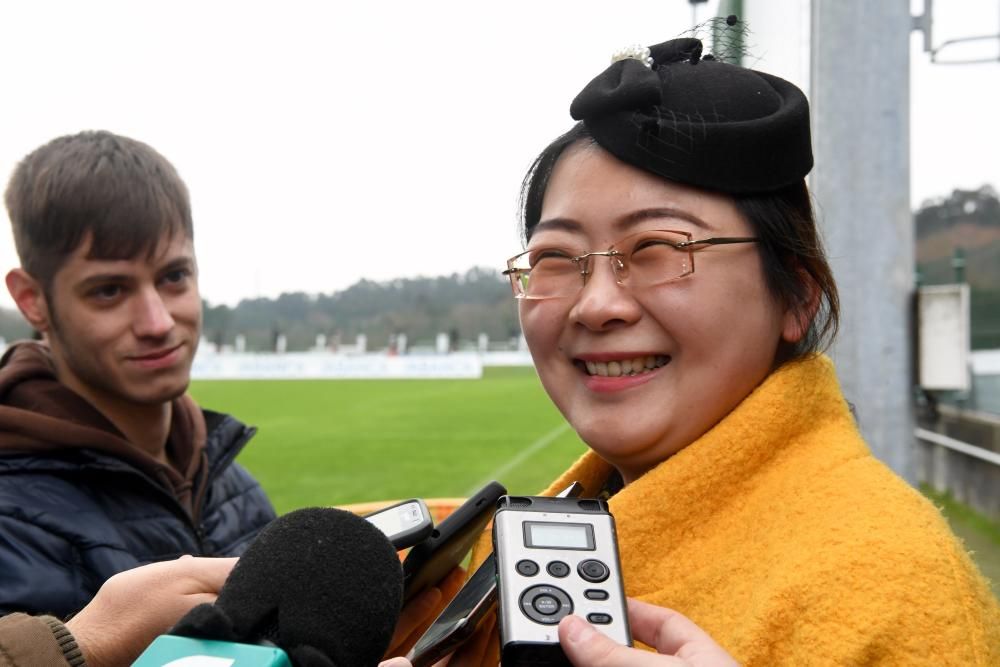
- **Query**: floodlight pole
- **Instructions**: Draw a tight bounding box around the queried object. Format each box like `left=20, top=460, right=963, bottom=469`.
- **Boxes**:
left=688, top=0, right=709, bottom=28
left=810, top=0, right=915, bottom=482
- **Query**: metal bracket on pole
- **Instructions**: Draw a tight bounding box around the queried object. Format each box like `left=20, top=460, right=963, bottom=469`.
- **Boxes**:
left=929, top=34, right=1000, bottom=65
left=912, top=0, right=1000, bottom=64
left=911, top=0, right=934, bottom=54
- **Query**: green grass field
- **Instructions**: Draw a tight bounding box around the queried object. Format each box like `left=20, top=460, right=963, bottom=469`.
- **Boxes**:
left=189, top=366, right=587, bottom=515
left=192, top=367, right=1000, bottom=595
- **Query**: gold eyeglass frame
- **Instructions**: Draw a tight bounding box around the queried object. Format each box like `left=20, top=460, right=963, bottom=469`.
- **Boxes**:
left=502, top=229, right=760, bottom=299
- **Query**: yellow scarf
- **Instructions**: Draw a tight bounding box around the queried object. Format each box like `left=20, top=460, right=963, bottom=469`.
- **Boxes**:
left=469, top=355, right=1000, bottom=665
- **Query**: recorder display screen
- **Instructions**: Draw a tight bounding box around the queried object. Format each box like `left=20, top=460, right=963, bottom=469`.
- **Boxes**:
left=523, top=521, right=595, bottom=550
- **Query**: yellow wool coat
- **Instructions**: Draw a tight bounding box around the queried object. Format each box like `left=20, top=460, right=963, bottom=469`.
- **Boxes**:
left=468, top=354, right=1000, bottom=665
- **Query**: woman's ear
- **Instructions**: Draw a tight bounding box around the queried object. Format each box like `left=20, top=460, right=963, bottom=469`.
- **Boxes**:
left=781, top=269, right=821, bottom=344
left=5, top=269, right=52, bottom=333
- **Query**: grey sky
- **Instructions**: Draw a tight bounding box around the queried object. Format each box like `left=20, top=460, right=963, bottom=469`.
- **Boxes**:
left=1, top=1, right=997, bottom=310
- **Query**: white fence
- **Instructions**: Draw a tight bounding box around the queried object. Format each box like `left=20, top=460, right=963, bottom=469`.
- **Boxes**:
left=191, top=350, right=533, bottom=380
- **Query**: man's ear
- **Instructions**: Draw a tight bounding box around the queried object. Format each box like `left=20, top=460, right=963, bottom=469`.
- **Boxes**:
left=5, top=269, right=52, bottom=333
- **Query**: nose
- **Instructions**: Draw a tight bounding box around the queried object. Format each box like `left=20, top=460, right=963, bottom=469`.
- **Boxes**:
left=569, top=253, right=641, bottom=331
left=132, top=287, right=175, bottom=338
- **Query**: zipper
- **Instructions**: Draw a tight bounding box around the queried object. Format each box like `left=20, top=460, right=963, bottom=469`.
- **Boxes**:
left=190, top=421, right=258, bottom=546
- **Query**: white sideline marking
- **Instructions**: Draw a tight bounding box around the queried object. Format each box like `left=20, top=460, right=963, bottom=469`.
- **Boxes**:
left=468, top=422, right=572, bottom=495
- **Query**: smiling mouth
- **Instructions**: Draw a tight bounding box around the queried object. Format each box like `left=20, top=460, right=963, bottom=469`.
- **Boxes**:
left=132, top=345, right=182, bottom=361
left=575, top=355, right=671, bottom=377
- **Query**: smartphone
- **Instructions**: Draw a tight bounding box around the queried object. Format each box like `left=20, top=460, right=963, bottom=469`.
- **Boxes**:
left=404, top=482, right=586, bottom=665
left=363, top=498, right=434, bottom=550
left=401, top=480, right=507, bottom=602
left=406, top=552, right=498, bottom=667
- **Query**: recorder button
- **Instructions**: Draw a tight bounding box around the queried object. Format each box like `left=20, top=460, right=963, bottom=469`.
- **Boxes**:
left=587, top=613, right=613, bottom=625
left=520, top=585, right=573, bottom=624
left=584, top=589, right=609, bottom=600
left=578, top=559, right=610, bottom=583
left=516, top=559, right=540, bottom=576
left=533, top=595, right=560, bottom=615
left=546, top=561, right=570, bottom=578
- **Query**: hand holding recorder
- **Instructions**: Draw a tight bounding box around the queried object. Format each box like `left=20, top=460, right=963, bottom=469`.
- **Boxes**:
left=381, top=600, right=738, bottom=667
left=559, top=599, right=738, bottom=667
left=493, top=495, right=631, bottom=666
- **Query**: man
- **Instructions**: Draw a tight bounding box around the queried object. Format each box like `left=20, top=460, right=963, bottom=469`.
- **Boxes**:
left=0, top=130, right=276, bottom=617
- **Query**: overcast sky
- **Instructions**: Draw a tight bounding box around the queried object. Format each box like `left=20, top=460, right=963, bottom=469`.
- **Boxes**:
left=1, top=1, right=998, bottom=310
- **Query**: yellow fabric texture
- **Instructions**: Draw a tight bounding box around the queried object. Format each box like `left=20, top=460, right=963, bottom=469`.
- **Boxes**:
left=467, top=354, right=1000, bottom=666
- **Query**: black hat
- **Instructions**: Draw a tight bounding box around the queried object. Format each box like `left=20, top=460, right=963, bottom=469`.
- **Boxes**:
left=569, top=37, right=812, bottom=194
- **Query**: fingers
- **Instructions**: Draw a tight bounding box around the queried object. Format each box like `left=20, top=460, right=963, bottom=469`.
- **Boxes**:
left=443, top=610, right=495, bottom=667
left=626, top=600, right=708, bottom=654
left=129, top=556, right=237, bottom=594
left=386, top=585, right=443, bottom=656
left=184, top=592, right=221, bottom=608
left=179, top=556, right=238, bottom=592
left=437, top=567, right=466, bottom=602
left=379, top=659, right=413, bottom=667
left=559, top=615, right=682, bottom=667
left=386, top=566, right=467, bottom=657
left=626, top=600, right=738, bottom=666
left=626, top=600, right=722, bottom=658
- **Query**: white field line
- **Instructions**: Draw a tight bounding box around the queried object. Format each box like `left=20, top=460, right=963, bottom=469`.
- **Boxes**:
left=467, top=422, right=572, bottom=495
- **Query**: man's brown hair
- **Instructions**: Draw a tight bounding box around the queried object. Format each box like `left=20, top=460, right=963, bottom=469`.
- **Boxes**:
left=5, top=130, right=193, bottom=291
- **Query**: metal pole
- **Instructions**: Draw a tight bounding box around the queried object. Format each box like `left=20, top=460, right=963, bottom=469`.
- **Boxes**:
left=810, top=0, right=916, bottom=482
left=713, top=0, right=744, bottom=65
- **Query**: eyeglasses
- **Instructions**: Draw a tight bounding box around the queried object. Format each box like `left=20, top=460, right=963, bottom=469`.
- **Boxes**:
left=503, top=229, right=759, bottom=300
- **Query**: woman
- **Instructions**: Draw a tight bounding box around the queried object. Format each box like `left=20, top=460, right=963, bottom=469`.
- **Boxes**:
left=458, top=35, right=1000, bottom=665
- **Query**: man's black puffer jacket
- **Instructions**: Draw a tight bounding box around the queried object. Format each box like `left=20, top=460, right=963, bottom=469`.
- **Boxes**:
left=0, top=410, right=276, bottom=618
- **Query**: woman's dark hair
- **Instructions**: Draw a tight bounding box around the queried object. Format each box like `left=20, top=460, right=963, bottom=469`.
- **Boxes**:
left=518, top=122, right=840, bottom=365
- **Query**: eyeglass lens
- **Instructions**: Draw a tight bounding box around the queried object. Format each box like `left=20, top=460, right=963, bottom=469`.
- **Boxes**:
left=511, top=230, right=694, bottom=299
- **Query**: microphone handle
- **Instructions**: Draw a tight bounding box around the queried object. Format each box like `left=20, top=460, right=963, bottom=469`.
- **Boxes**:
left=133, top=635, right=292, bottom=666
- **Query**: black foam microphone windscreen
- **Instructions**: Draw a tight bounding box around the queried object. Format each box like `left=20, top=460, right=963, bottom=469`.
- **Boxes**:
left=172, top=507, right=404, bottom=667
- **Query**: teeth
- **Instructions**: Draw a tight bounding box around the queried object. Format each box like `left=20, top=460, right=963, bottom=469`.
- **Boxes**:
left=583, top=355, right=669, bottom=377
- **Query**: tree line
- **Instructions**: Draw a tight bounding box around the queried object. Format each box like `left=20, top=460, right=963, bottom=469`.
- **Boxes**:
left=0, top=267, right=520, bottom=353
left=201, top=266, right=520, bottom=352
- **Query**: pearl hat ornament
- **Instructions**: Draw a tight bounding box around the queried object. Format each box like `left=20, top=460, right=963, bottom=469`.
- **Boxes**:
left=610, top=44, right=654, bottom=68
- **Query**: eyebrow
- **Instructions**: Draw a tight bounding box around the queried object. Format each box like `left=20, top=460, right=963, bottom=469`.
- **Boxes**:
left=74, top=272, right=132, bottom=295
left=618, top=207, right=711, bottom=231
left=74, top=256, right=195, bottom=292
left=158, top=256, right=196, bottom=275
left=535, top=207, right=711, bottom=235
